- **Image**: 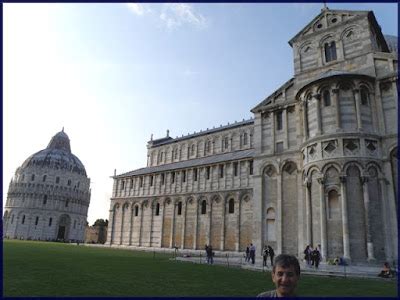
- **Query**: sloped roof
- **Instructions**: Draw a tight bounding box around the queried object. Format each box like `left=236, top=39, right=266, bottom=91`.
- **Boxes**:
left=148, top=118, right=254, bottom=148
left=116, top=149, right=254, bottom=178
left=288, top=9, right=369, bottom=46
left=251, top=78, right=294, bottom=113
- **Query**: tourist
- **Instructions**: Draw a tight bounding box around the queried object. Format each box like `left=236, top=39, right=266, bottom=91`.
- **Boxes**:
left=245, top=245, right=250, bottom=262
left=263, top=246, right=268, bottom=267
left=206, top=244, right=214, bottom=265
left=267, top=245, right=275, bottom=267
left=257, top=254, right=301, bottom=298
left=250, top=243, right=256, bottom=264
left=311, top=247, right=321, bottom=269
left=378, top=262, right=394, bottom=278
left=303, top=245, right=311, bottom=266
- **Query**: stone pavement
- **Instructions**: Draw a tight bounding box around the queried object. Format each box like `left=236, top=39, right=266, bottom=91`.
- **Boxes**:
left=174, top=254, right=397, bottom=280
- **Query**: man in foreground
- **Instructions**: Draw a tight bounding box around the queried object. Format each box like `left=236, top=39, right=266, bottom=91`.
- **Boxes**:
left=257, top=254, right=300, bottom=297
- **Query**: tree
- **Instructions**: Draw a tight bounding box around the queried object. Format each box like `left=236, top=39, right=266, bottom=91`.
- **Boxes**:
left=92, top=219, right=108, bottom=227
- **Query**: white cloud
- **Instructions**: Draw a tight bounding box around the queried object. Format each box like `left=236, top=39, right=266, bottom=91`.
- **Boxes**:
left=160, top=4, right=207, bottom=30
left=126, top=3, right=151, bottom=16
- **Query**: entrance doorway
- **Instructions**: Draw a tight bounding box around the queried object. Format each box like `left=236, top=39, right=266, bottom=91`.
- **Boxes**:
left=57, top=226, right=66, bottom=239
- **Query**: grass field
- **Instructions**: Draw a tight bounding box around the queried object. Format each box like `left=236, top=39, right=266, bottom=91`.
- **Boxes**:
left=3, top=240, right=398, bottom=297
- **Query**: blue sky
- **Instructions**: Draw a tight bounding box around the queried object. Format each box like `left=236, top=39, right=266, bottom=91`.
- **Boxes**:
left=3, top=3, right=398, bottom=224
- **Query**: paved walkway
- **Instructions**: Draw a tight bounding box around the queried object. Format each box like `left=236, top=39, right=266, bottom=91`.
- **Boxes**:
left=174, top=255, right=397, bottom=280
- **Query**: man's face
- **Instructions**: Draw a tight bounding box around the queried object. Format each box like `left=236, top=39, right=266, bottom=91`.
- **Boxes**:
left=271, top=264, right=299, bottom=297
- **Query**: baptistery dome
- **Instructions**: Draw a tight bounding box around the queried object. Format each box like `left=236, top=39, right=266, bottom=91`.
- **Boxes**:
left=3, top=129, right=91, bottom=242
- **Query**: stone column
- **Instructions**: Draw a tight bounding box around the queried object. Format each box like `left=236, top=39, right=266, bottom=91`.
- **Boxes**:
left=169, top=201, right=176, bottom=248
left=220, top=198, right=226, bottom=251
left=139, top=202, right=144, bottom=246
left=304, top=178, right=312, bottom=246
left=128, top=205, right=134, bottom=245
left=361, top=176, right=375, bottom=261
left=236, top=198, right=241, bottom=251
left=277, top=173, right=282, bottom=254
left=392, top=80, right=398, bottom=112
left=313, top=93, right=322, bottom=135
left=181, top=200, right=187, bottom=249
left=193, top=199, right=199, bottom=250
left=284, top=108, right=289, bottom=149
left=271, top=111, right=276, bottom=154
left=120, top=205, right=125, bottom=245
left=159, top=200, right=166, bottom=248
left=302, top=100, right=309, bottom=142
left=332, top=88, right=341, bottom=130
left=149, top=202, right=154, bottom=247
left=317, top=177, right=327, bottom=261
left=369, top=92, right=379, bottom=134
left=353, top=88, right=363, bottom=131
left=208, top=200, right=213, bottom=245
left=374, top=81, right=386, bottom=134
left=378, top=177, right=393, bottom=261
left=339, top=175, right=351, bottom=260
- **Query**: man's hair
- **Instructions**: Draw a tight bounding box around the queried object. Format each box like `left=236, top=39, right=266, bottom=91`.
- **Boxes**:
left=273, top=254, right=301, bottom=275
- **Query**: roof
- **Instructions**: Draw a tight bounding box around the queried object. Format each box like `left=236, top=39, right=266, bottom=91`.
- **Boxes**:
left=288, top=9, right=369, bottom=47
left=251, top=78, right=294, bottom=113
left=116, top=149, right=254, bottom=178
left=21, top=130, right=87, bottom=176
left=296, top=69, right=374, bottom=97
left=148, top=118, right=254, bottom=148
left=384, top=35, right=398, bottom=54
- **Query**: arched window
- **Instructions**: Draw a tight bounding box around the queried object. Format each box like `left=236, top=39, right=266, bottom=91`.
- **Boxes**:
left=155, top=203, right=160, bottom=216
left=224, top=137, right=229, bottom=150
left=65, top=200, right=69, bottom=207
left=35, top=216, right=39, bottom=226
left=191, top=144, right=195, bottom=156
left=177, top=202, right=182, bottom=215
left=360, top=88, right=369, bottom=105
left=323, top=90, right=331, bottom=106
left=11, top=215, right=14, bottom=224
left=42, top=175, right=47, bottom=182
left=228, top=199, right=235, bottom=214
left=276, top=111, right=283, bottom=130
left=135, top=206, right=139, bottom=216
left=201, top=200, right=207, bottom=214
left=266, top=208, right=276, bottom=241
left=43, top=195, right=48, bottom=205
left=49, top=217, right=52, bottom=226
left=328, top=190, right=340, bottom=219
left=324, top=41, right=337, bottom=62
left=56, top=177, right=60, bottom=184
left=22, top=215, right=25, bottom=224
left=243, top=133, right=248, bottom=145
left=31, top=174, right=35, bottom=181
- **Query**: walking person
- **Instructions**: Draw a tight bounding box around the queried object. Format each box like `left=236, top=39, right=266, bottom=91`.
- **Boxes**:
left=312, top=247, right=321, bottom=269
left=303, top=245, right=311, bottom=266
left=263, top=246, right=268, bottom=267
left=267, top=245, right=275, bottom=267
left=250, top=243, right=256, bottom=264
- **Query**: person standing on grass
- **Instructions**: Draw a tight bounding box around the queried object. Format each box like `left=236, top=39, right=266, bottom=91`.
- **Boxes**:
left=206, top=245, right=214, bottom=265
left=263, top=246, right=268, bottom=267
left=250, top=243, right=256, bottom=264
left=257, top=254, right=301, bottom=298
left=267, top=245, right=275, bottom=267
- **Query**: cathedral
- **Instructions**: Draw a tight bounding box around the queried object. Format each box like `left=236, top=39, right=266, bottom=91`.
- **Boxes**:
left=106, top=8, right=398, bottom=264
left=3, top=130, right=91, bottom=242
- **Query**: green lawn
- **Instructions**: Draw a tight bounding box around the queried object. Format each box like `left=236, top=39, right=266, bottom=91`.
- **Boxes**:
left=3, top=240, right=397, bottom=297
